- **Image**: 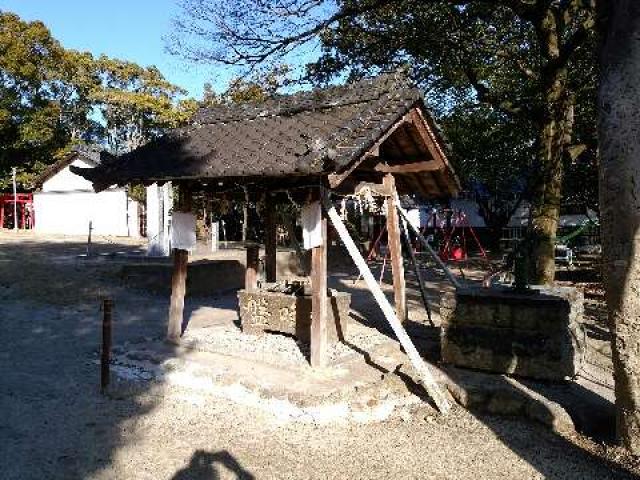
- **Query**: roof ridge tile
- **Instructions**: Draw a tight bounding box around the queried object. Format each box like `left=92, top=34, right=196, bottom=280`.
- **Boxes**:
left=194, top=72, right=411, bottom=125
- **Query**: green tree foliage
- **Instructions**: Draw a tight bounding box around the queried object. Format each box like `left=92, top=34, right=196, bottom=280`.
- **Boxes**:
left=306, top=0, right=598, bottom=266
left=442, top=104, right=533, bottom=245
left=0, top=11, right=195, bottom=189
left=0, top=12, right=70, bottom=188
left=90, top=56, right=196, bottom=154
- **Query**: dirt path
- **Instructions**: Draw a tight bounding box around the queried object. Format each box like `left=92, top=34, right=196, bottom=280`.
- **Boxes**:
left=0, top=232, right=637, bottom=479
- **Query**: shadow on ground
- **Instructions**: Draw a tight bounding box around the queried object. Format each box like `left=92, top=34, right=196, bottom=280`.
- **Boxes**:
left=0, top=235, right=242, bottom=479
left=171, top=450, right=254, bottom=480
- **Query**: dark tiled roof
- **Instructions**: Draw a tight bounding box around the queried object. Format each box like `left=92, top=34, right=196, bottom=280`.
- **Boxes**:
left=34, top=146, right=114, bottom=188
left=72, top=73, right=444, bottom=191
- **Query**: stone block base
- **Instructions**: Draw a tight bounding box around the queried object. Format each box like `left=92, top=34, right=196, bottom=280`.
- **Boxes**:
left=238, top=289, right=350, bottom=343
left=440, top=287, right=585, bottom=381
left=121, top=260, right=245, bottom=296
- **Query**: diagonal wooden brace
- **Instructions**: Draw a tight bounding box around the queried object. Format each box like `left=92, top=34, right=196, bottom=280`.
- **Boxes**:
left=396, top=203, right=462, bottom=289
left=321, top=189, right=452, bottom=414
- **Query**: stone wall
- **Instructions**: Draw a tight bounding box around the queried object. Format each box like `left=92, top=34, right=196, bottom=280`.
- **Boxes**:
left=121, top=259, right=245, bottom=296
left=440, top=287, right=585, bottom=381
left=238, top=289, right=350, bottom=343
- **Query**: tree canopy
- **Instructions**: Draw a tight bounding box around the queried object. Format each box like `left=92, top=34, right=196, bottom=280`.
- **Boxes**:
left=170, top=0, right=598, bottom=282
left=0, top=11, right=196, bottom=190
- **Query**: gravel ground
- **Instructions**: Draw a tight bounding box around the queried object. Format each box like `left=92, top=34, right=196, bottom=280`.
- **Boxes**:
left=1, top=232, right=639, bottom=479
left=181, top=321, right=391, bottom=366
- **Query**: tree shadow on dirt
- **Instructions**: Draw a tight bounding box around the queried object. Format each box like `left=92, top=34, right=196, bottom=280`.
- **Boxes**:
left=0, top=237, right=242, bottom=479
left=340, top=343, right=636, bottom=478
left=325, top=247, right=640, bottom=476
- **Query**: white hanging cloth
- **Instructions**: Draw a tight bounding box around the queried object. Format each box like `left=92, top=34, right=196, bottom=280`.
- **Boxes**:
left=301, top=201, right=323, bottom=250
left=171, top=212, right=197, bottom=251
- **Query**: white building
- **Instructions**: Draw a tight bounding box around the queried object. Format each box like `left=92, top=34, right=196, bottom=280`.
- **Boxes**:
left=145, top=182, right=173, bottom=256
left=33, top=147, right=141, bottom=237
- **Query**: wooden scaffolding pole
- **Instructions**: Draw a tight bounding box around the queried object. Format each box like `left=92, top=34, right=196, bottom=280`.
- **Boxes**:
left=310, top=213, right=328, bottom=368
left=100, top=297, right=113, bottom=393
left=167, top=250, right=188, bottom=344
left=321, top=190, right=452, bottom=414
left=400, top=215, right=434, bottom=326
left=383, top=174, right=407, bottom=323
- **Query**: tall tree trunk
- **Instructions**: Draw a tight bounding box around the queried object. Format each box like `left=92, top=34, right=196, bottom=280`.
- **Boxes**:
left=529, top=78, right=572, bottom=284
left=529, top=9, right=574, bottom=285
left=599, top=0, right=640, bottom=454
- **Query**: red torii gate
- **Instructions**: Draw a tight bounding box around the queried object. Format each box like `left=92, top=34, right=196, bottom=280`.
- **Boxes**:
left=0, top=193, right=34, bottom=229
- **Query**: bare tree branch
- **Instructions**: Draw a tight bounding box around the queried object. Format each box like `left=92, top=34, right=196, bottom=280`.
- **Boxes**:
left=462, top=65, right=537, bottom=118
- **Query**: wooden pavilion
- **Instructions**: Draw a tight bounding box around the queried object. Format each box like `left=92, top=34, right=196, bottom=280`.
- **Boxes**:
left=72, top=72, right=460, bottom=380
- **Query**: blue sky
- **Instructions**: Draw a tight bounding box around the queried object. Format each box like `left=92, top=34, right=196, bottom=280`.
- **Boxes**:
left=0, top=0, right=242, bottom=98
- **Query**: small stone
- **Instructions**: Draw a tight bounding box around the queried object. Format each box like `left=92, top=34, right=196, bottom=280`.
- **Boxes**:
left=399, top=410, right=412, bottom=422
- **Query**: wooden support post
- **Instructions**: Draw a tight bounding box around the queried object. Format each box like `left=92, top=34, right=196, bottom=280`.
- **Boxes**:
left=87, top=221, right=93, bottom=257
left=167, top=249, right=188, bottom=343
left=321, top=191, right=451, bottom=414
left=383, top=174, right=407, bottom=323
left=264, top=204, right=277, bottom=283
left=167, top=184, right=191, bottom=344
left=100, top=297, right=113, bottom=393
left=245, top=244, right=260, bottom=291
left=310, top=215, right=328, bottom=368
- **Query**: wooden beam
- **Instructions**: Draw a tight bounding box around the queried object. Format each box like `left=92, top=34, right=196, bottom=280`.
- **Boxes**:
left=321, top=190, right=452, bottom=414
left=410, top=108, right=461, bottom=193
left=100, top=297, right=113, bottom=393
left=328, top=152, right=375, bottom=189
left=264, top=203, right=277, bottom=283
left=408, top=109, right=447, bottom=167
left=245, top=244, right=260, bottom=291
left=328, top=112, right=412, bottom=189
left=310, top=214, right=328, bottom=368
left=383, top=174, right=407, bottom=323
left=374, top=160, right=441, bottom=174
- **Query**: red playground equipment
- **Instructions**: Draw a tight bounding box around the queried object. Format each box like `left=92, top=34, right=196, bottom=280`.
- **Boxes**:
left=0, top=193, right=34, bottom=229
left=435, top=208, right=487, bottom=262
